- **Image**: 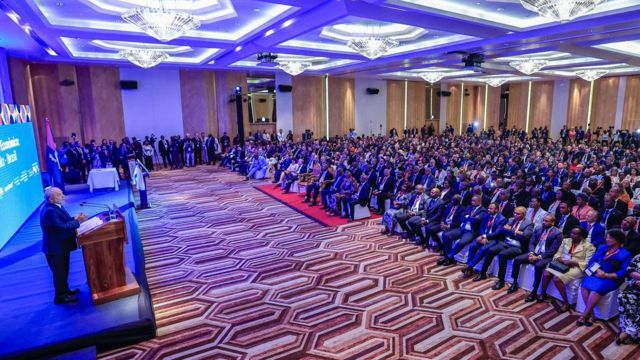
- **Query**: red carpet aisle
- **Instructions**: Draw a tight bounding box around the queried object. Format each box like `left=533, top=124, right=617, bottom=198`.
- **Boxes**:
left=99, top=167, right=636, bottom=360
left=255, top=183, right=380, bottom=227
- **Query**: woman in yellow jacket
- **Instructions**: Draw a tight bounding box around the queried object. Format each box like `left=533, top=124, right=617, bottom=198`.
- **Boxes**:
left=540, top=226, right=597, bottom=312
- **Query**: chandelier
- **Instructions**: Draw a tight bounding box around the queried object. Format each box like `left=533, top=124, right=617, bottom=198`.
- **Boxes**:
left=419, top=72, right=447, bottom=83
left=575, top=69, right=608, bottom=81
left=122, top=1, right=201, bottom=42
left=119, top=49, right=169, bottom=68
left=347, top=36, right=399, bottom=60
left=485, top=78, right=509, bottom=87
left=509, top=59, right=549, bottom=75
left=277, top=61, right=312, bottom=76
left=520, top=0, right=605, bottom=22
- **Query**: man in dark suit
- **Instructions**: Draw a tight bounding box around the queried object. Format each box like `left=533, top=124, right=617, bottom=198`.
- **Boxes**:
left=396, top=185, right=428, bottom=240
left=580, top=209, right=606, bottom=247
left=345, top=175, right=371, bottom=221
left=461, top=202, right=508, bottom=280
left=372, top=169, right=395, bottom=215
left=412, top=188, right=444, bottom=246
left=438, top=195, right=487, bottom=266
left=303, top=164, right=334, bottom=206
left=555, top=201, right=580, bottom=237
left=513, top=214, right=563, bottom=302
left=320, top=168, right=344, bottom=209
left=497, top=190, right=514, bottom=219
left=600, top=195, right=624, bottom=230
left=492, top=207, right=535, bottom=290
left=427, top=195, right=463, bottom=252
left=158, top=135, right=171, bottom=169
left=40, top=187, right=88, bottom=304
left=622, top=216, right=640, bottom=256
left=458, top=181, right=472, bottom=207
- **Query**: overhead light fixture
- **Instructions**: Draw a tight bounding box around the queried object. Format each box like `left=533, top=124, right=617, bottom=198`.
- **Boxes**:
left=122, top=1, right=200, bottom=42
left=119, top=49, right=168, bottom=68
left=509, top=59, right=549, bottom=75
left=419, top=71, right=446, bottom=83
left=485, top=78, right=509, bottom=87
left=520, top=0, right=605, bottom=22
left=347, top=25, right=399, bottom=60
left=348, top=37, right=399, bottom=60
left=277, top=61, right=312, bottom=76
left=575, top=69, right=608, bottom=81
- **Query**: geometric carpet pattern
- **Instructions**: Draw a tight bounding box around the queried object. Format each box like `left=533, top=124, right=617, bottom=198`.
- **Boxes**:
left=99, top=167, right=638, bottom=360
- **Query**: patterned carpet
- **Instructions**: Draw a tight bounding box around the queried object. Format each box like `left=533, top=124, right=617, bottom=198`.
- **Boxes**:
left=99, top=167, right=638, bottom=360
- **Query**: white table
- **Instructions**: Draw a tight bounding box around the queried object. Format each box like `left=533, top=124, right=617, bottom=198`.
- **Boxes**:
left=87, top=168, right=120, bottom=192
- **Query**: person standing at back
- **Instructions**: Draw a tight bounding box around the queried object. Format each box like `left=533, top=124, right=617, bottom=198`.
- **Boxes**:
left=40, top=187, right=88, bottom=304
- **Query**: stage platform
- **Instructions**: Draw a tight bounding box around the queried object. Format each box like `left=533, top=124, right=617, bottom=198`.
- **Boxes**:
left=0, top=183, right=155, bottom=359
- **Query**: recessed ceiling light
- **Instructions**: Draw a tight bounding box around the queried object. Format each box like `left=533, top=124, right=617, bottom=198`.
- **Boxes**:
left=253, top=8, right=260, bottom=12
left=497, top=7, right=504, bottom=11
left=56, top=2, right=64, bottom=6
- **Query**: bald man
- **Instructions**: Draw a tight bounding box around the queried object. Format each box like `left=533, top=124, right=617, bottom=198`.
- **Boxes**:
left=40, top=187, right=87, bottom=304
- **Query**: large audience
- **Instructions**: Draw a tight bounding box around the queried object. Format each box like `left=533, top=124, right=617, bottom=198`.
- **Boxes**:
left=59, top=124, right=640, bottom=345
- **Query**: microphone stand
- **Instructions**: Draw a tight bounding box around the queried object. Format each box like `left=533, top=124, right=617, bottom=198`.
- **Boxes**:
left=80, top=202, right=116, bottom=220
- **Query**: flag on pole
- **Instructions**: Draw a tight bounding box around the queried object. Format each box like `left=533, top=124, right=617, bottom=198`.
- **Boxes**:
left=45, top=117, right=65, bottom=191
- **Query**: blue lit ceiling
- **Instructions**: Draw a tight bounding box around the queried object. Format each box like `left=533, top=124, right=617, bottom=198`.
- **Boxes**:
left=1, top=0, right=640, bottom=83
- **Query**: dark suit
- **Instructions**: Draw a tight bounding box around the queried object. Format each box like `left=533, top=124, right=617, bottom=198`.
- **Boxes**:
left=624, top=230, right=640, bottom=256
left=497, top=201, right=514, bottom=219
left=556, top=213, right=580, bottom=237
left=459, top=190, right=472, bottom=207
left=426, top=203, right=464, bottom=249
left=397, top=193, right=428, bottom=235
left=600, top=207, right=623, bottom=230
left=158, top=139, right=171, bottom=168
left=305, top=170, right=334, bottom=205
left=580, top=221, right=606, bottom=247
left=40, top=203, right=80, bottom=299
left=512, top=226, right=563, bottom=291
left=346, top=183, right=371, bottom=221
left=374, top=176, right=395, bottom=214
left=321, top=175, right=344, bottom=208
left=443, top=205, right=487, bottom=259
left=494, top=218, right=535, bottom=282
left=465, top=214, right=508, bottom=274
left=410, top=197, right=443, bottom=244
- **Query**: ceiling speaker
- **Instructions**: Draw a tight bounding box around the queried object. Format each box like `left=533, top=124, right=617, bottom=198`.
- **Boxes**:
left=366, top=88, right=380, bottom=95
left=278, top=85, right=292, bottom=93
left=120, top=80, right=138, bottom=90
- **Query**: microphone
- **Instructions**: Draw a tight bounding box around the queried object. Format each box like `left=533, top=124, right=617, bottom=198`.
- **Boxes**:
left=80, top=201, right=112, bottom=210
left=80, top=202, right=117, bottom=219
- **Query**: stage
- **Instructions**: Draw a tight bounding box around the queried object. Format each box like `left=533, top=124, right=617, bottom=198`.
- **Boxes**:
left=0, top=182, right=155, bottom=359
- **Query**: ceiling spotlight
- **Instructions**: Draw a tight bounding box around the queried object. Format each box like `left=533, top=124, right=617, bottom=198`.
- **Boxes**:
left=509, top=59, right=549, bottom=75
left=119, top=49, right=168, bottom=68
left=575, top=69, right=608, bottom=81
left=277, top=61, right=311, bottom=76
left=419, top=71, right=447, bottom=83
left=520, top=0, right=605, bottom=22
left=485, top=78, right=509, bottom=87
left=122, top=1, right=200, bottom=42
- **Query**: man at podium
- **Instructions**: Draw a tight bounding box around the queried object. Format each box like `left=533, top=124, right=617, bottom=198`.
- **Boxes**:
left=40, top=187, right=88, bottom=304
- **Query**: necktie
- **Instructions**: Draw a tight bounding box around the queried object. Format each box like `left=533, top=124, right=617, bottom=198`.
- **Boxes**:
left=513, top=220, right=520, bottom=232
left=486, top=216, right=495, bottom=234
left=536, top=229, right=550, bottom=254
left=447, top=206, right=457, bottom=223
left=531, top=209, right=537, bottom=222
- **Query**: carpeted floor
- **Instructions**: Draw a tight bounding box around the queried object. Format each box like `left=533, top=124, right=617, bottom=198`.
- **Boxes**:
left=99, top=167, right=638, bottom=360
left=254, top=183, right=380, bottom=227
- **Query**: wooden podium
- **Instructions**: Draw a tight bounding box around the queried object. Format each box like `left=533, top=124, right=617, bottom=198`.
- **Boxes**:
left=77, top=212, right=140, bottom=304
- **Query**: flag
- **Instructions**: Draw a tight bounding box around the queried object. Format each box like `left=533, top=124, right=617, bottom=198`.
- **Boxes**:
left=45, top=117, right=65, bottom=191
